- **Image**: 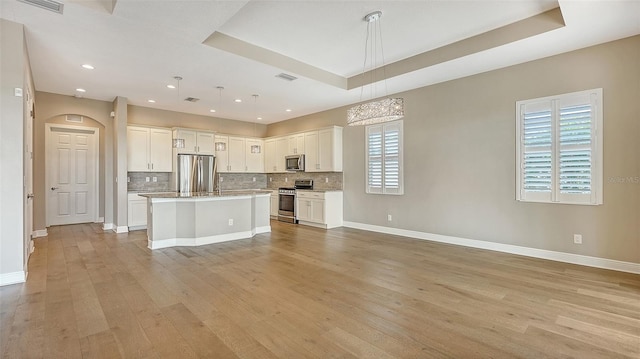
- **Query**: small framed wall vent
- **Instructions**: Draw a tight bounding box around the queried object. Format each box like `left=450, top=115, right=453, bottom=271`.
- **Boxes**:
left=66, top=115, right=84, bottom=123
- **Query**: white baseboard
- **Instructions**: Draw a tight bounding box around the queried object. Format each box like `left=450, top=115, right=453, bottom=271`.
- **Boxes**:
left=103, top=223, right=114, bottom=231
left=254, top=225, right=271, bottom=235
left=95, top=217, right=104, bottom=223
left=343, top=221, right=640, bottom=275
left=29, top=240, right=35, bottom=254
left=148, top=230, right=255, bottom=250
left=114, top=226, right=128, bottom=234
left=0, top=271, right=26, bottom=286
left=32, top=229, right=48, bottom=238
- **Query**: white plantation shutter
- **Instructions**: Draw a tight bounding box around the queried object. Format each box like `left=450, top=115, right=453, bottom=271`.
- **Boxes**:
left=366, top=121, right=403, bottom=195
left=366, top=126, right=383, bottom=193
left=516, top=89, right=602, bottom=205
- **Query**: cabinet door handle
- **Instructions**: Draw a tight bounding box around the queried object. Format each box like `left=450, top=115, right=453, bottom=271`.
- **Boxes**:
left=151, top=163, right=154, bottom=170
left=147, top=163, right=150, bottom=169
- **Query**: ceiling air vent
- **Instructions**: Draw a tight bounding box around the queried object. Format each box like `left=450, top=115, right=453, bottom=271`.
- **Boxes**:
left=275, top=73, right=298, bottom=82
left=184, top=97, right=200, bottom=103
left=17, top=0, right=64, bottom=14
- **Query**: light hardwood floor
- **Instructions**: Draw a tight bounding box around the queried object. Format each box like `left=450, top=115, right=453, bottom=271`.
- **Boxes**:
left=1, top=221, right=639, bottom=358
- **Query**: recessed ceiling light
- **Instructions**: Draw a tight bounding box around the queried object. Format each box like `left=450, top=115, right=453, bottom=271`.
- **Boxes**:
left=148, top=99, right=156, bottom=103
left=76, top=88, right=86, bottom=92
left=234, top=99, right=242, bottom=103
left=257, top=117, right=262, bottom=120
left=209, top=109, right=216, bottom=113
left=285, top=109, right=292, bottom=112
left=81, top=64, right=94, bottom=70
left=167, top=84, right=176, bottom=89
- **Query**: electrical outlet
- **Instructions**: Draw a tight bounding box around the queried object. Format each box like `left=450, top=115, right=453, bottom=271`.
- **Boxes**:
left=220, top=177, right=223, bottom=182
left=285, top=178, right=288, bottom=182
left=269, top=177, right=272, bottom=182
left=252, top=177, right=256, bottom=182
left=152, top=177, right=157, bottom=182
left=573, top=234, right=582, bottom=244
left=127, top=177, right=130, bottom=183
left=325, top=177, right=329, bottom=183
left=387, top=214, right=392, bottom=221
left=145, top=177, right=150, bottom=182
left=228, top=219, right=234, bottom=226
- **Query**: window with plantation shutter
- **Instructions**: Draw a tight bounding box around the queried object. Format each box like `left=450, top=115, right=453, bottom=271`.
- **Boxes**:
left=516, top=89, right=603, bottom=205
left=366, top=121, right=403, bottom=195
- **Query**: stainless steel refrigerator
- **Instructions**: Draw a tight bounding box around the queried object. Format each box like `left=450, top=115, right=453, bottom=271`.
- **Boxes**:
left=172, top=154, right=216, bottom=193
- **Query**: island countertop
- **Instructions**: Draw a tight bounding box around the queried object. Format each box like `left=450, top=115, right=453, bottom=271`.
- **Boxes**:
left=138, top=190, right=272, bottom=199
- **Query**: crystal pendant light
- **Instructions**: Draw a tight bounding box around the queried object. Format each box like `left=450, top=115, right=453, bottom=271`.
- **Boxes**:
left=214, top=86, right=227, bottom=151
left=347, top=11, right=404, bottom=126
left=171, top=76, right=185, bottom=148
left=250, top=94, right=261, bottom=153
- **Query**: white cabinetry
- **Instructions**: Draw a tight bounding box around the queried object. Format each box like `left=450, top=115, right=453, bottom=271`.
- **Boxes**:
left=127, top=126, right=172, bottom=172
left=216, top=135, right=264, bottom=173
left=128, top=193, right=147, bottom=230
left=245, top=138, right=265, bottom=173
left=173, top=128, right=215, bottom=155
left=270, top=190, right=279, bottom=217
left=304, top=126, right=343, bottom=172
left=296, top=191, right=343, bottom=229
left=264, top=136, right=289, bottom=173
left=287, top=133, right=305, bottom=155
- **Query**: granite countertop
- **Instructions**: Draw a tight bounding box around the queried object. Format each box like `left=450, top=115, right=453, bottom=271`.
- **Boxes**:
left=294, top=189, right=343, bottom=193
left=138, top=190, right=272, bottom=199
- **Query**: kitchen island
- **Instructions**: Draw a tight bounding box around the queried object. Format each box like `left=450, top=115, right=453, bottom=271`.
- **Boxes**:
left=139, top=190, right=271, bottom=250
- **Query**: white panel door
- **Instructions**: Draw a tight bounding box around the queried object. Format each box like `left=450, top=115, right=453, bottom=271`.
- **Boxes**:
left=196, top=132, right=215, bottom=155
left=127, top=126, right=150, bottom=171
left=149, top=128, right=172, bottom=171
left=47, top=125, right=97, bottom=226
left=24, top=90, right=34, bottom=267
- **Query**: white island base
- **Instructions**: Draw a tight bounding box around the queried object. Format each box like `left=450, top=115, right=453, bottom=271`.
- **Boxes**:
left=142, top=192, right=271, bottom=250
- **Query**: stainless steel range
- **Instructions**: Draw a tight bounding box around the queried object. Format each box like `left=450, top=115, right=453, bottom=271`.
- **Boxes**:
left=278, top=179, right=313, bottom=223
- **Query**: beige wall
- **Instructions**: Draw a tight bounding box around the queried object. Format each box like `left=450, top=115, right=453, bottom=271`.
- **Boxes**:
left=268, top=35, right=640, bottom=263
left=128, top=105, right=267, bottom=137
left=0, top=19, right=27, bottom=279
left=34, top=92, right=115, bottom=231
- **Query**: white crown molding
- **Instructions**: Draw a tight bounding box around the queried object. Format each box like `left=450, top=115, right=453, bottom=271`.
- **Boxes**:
left=343, top=222, right=640, bottom=275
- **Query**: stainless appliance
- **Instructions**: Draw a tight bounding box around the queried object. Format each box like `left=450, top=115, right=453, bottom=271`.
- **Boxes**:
left=173, top=154, right=216, bottom=193
left=278, top=179, right=313, bottom=223
left=285, top=154, right=305, bottom=171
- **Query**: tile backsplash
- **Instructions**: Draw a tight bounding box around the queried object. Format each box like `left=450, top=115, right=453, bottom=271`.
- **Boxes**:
left=267, top=172, right=343, bottom=190
left=217, top=173, right=267, bottom=190
left=127, top=171, right=342, bottom=192
left=127, top=172, right=172, bottom=192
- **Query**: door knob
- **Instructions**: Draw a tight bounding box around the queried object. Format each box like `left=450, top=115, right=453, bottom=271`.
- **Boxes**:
left=27, top=193, right=34, bottom=199
left=51, top=187, right=59, bottom=191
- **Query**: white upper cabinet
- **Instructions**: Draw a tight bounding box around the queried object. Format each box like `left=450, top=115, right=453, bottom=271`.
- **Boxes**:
left=264, top=137, right=288, bottom=173
left=228, top=136, right=246, bottom=172
left=127, top=126, right=172, bottom=172
left=214, top=135, right=230, bottom=172
left=304, top=126, right=343, bottom=172
left=217, top=135, right=264, bottom=173
left=245, top=138, right=265, bottom=173
left=173, top=128, right=215, bottom=155
left=287, top=133, right=305, bottom=155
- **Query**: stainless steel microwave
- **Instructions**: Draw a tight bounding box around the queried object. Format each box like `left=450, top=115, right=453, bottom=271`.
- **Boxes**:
left=285, top=154, right=305, bottom=171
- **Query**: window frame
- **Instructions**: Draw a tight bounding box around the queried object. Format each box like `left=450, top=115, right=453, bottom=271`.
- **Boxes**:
left=366, top=120, right=404, bottom=195
left=516, top=88, right=603, bottom=205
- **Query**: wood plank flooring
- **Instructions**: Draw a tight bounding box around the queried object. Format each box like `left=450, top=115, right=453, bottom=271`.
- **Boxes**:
left=1, top=221, right=639, bottom=358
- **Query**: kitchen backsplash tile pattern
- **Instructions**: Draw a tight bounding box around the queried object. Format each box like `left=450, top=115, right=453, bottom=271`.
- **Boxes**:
left=217, top=173, right=267, bottom=190
left=127, top=172, right=172, bottom=192
left=128, top=172, right=341, bottom=191
left=128, top=172, right=268, bottom=192
left=267, top=172, right=343, bottom=190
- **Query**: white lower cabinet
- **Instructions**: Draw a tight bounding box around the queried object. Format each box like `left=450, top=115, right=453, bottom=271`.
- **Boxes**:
left=128, top=193, right=147, bottom=230
left=295, top=191, right=342, bottom=229
left=270, top=191, right=279, bottom=217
